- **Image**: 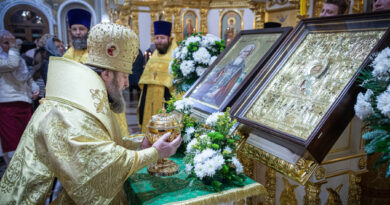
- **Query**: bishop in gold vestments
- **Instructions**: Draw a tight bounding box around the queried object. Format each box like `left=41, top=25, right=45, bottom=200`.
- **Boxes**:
left=0, top=23, right=181, bottom=204
left=62, top=9, right=130, bottom=137
left=137, top=21, right=176, bottom=133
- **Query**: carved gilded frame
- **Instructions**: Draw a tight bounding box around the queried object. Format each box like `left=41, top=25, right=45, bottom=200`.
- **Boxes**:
left=185, top=27, right=292, bottom=115
left=231, top=12, right=390, bottom=163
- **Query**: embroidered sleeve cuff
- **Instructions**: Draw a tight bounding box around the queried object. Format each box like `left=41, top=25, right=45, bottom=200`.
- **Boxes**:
left=134, top=147, right=159, bottom=172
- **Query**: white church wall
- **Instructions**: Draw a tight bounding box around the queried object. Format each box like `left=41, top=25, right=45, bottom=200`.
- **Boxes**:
left=207, top=9, right=220, bottom=37
left=138, top=7, right=151, bottom=53
left=243, top=8, right=254, bottom=30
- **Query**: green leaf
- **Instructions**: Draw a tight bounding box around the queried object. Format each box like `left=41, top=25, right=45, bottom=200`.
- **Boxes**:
left=211, top=144, right=220, bottom=150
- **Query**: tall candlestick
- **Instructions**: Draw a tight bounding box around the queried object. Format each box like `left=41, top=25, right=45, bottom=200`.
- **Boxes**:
left=300, top=0, right=306, bottom=15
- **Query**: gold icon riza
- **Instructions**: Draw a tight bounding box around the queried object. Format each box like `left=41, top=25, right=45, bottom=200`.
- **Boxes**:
left=146, top=108, right=182, bottom=176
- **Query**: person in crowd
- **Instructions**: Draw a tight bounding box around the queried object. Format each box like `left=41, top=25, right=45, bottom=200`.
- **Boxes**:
left=319, top=0, right=348, bottom=17
left=62, top=8, right=91, bottom=63
left=54, top=38, right=65, bottom=55
left=0, top=23, right=181, bottom=204
left=0, top=30, right=39, bottom=164
left=25, top=37, right=40, bottom=60
left=137, top=21, right=176, bottom=133
left=40, top=36, right=64, bottom=84
left=129, top=49, right=145, bottom=101
left=373, top=0, right=390, bottom=11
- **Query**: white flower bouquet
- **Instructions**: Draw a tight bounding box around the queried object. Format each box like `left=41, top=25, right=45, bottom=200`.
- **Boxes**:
left=170, top=33, right=225, bottom=92
left=354, top=47, right=390, bottom=177
left=165, top=95, right=199, bottom=151
left=184, top=109, right=245, bottom=191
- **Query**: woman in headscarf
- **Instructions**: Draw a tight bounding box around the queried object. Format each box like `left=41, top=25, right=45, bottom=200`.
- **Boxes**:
left=0, top=30, right=39, bottom=164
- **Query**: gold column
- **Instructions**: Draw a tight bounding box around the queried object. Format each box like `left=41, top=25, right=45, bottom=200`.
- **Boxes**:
left=130, top=11, right=139, bottom=35
left=164, top=8, right=173, bottom=22
left=172, top=7, right=182, bottom=41
left=352, top=0, right=364, bottom=13
left=303, top=181, right=323, bottom=205
left=348, top=173, right=362, bottom=205
left=199, top=8, right=209, bottom=34
left=265, top=167, right=276, bottom=205
left=250, top=2, right=266, bottom=29
left=314, top=0, right=325, bottom=17
left=150, top=11, right=158, bottom=42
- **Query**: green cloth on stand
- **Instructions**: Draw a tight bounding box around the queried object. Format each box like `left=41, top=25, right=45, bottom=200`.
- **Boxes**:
left=124, top=154, right=266, bottom=205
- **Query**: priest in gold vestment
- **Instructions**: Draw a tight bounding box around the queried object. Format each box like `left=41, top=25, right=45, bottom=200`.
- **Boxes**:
left=138, top=21, right=176, bottom=133
left=62, top=9, right=90, bottom=63
left=0, top=23, right=181, bottom=204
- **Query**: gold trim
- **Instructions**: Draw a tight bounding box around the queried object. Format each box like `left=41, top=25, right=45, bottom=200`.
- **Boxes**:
left=239, top=143, right=317, bottom=184
left=321, top=153, right=366, bottom=165
left=348, top=173, right=362, bottom=205
left=219, top=9, right=244, bottom=39
left=199, top=8, right=209, bottom=34
left=265, top=167, right=276, bottom=205
left=325, top=170, right=367, bottom=179
left=280, top=177, right=298, bottom=205
left=358, top=157, right=367, bottom=170
left=181, top=10, right=199, bottom=39
left=325, top=184, right=343, bottom=205
left=303, top=181, right=325, bottom=204
left=307, top=18, right=390, bottom=26
left=315, top=166, right=325, bottom=180
left=165, top=183, right=267, bottom=205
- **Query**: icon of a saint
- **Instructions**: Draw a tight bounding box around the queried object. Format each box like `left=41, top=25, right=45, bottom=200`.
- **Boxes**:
left=193, top=44, right=256, bottom=106
left=224, top=17, right=237, bottom=42
left=184, top=18, right=194, bottom=38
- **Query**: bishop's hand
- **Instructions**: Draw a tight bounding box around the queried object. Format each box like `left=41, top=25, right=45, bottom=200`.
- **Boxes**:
left=153, top=132, right=182, bottom=159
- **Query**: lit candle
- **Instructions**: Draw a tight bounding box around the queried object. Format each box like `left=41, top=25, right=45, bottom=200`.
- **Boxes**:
left=300, top=0, right=306, bottom=15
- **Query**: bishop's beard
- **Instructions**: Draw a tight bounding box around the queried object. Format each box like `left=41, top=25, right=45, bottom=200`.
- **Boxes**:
left=107, top=75, right=125, bottom=113
left=71, top=34, right=88, bottom=50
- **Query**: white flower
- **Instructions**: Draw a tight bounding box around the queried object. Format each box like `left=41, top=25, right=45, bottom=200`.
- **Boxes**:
left=372, top=47, right=390, bottom=79
left=183, top=127, right=195, bottom=143
left=185, top=36, right=201, bottom=46
left=180, top=47, right=188, bottom=60
left=209, top=56, right=217, bottom=65
left=168, top=60, right=174, bottom=75
left=231, top=157, right=243, bottom=174
left=180, top=60, right=195, bottom=77
left=194, top=163, right=206, bottom=179
left=223, top=146, right=232, bottom=154
left=185, top=163, right=193, bottom=174
left=354, top=90, right=374, bottom=120
left=205, top=112, right=224, bottom=126
left=377, top=90, right=390, bottom=118
left=201, top=148, right=217, bottom=159
left=199, top=134, right=207, bottom=139
left=196, top=67, right=206, bottom=76
left=174, top=98, right=194, bottom=114
left=193, top=47, right=211, bottom=65
left=186, top=127, right=195, bottom=135
left=186, top=138, right=198, bottom=153
left=203, top=159, right=217, bottom=176
left=212, top=154, right=225, bottom=170
left=172, top=47, right=180, bottom=58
